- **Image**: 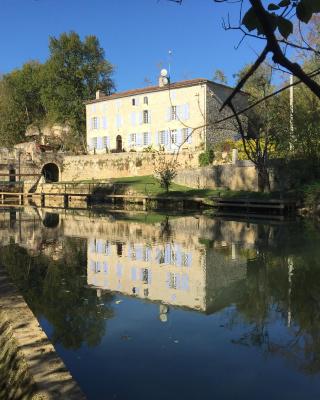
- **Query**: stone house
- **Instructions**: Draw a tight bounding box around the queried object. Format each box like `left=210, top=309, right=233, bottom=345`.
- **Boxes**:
left=85, top=74, right=248, bottom=154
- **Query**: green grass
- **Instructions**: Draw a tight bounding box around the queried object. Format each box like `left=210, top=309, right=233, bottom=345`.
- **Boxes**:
left=109, top=175, right=273, bottom=199
left=57, top=175, right=288, bottom=200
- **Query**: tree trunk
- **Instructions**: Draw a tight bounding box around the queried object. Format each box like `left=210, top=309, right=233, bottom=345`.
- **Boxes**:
left=257, top=165, right=270, bottom=193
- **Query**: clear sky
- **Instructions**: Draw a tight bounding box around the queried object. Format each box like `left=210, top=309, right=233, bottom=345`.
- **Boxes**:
left=0, top=0, right=262, bottom=91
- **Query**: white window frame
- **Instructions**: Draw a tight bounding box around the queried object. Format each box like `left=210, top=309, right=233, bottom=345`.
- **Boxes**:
left=92, top=117, right=98, bottom=129
left=171, top=129, right=177, bottom=144
left=171, top=106, right=177, bottom=121
left=130, top=133, right=137, bottom=146
left=143, top=132, right=149, bottom=146
left=143, top=110, right=149, bottom=124
left=159, top=131, right=166, bottom=145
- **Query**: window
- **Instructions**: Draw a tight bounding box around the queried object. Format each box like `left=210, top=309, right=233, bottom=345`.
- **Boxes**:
left=143, top=132, right=149, bottom=146
left=142, top=268, right=149, bottom=284
left=144, top=288, right=149, bottom=297
left=92, top=137, right=98, bottom=149
left=102, top=136, right=108, bottom=148
left=132, top=98, right=136, bottom=106
left=130, top=133, right=136, bottom=146
left=171, top=106, right=177, bottom=120
left=143, top=96, right=148, bottom=105
left=92, top=117, right=98, bottom=129
left=171, top=129, right=177, bottom=144
left=143, top=110, right=149, bottom=124
left=159, top=131, right=166, bottom=145
left=169, top=273, right=177, bottom=289
left=182, top=128, right=189, bottom=143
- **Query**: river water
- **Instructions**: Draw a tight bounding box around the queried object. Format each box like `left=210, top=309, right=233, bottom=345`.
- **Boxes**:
left=1, top=208, right=320, bottom=399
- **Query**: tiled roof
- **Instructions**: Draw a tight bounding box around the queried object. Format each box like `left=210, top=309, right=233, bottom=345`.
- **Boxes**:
left=85, top=78, right=245, bottom=104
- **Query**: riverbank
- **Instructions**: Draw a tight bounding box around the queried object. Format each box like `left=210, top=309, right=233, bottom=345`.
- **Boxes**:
left=0, top=265, right=86, bottom=400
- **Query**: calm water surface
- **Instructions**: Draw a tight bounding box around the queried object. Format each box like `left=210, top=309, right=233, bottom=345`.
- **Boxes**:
left=1, top=208, right=320, bottom=399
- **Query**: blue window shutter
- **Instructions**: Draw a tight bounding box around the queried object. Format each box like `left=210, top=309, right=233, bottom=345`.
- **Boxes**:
left=155, top=131, right=159, bottom=145
left=96, top=117, right=100, bottom=129
left=148, top=110, right=151, bottom=124
left=97, top=137, right=103, bottom=149
left=139, top=112, right=143, bottom=125
left=177, top=129, right=182, bottom=146
left=165, top=130, right=170, bottom=149
left=185, top=103, right=190, bottom=120
left=148, top=132, right=152, bottom=145
left=127, top=135, right=131, bottom=146
left=176, top=105, right=181, bottom=120
left=107, top=137, right=110, bottom=148
left=136, top=97, right=139, bottom=106
left=187, top=128, right=192, bottom=144
left=131, top=267, right=137, bottom=281
left=148, top=269, right=152, bottom=285
left=166, top=107, right=171, bottom=121
left=131, top=112, right=136, bottom=126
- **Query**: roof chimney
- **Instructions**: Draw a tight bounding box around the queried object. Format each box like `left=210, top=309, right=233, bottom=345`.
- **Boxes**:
left=96, top=90, right=104, bottom=99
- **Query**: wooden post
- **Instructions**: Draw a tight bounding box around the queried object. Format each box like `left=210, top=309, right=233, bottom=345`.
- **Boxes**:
left=142, top=198, right=147, bottom=211
left=41, top=194, right=45, bottom=207
left=64, top=194, right=69, bottom=208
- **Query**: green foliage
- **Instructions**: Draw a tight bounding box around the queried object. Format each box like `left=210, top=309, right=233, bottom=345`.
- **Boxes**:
left=212, top=69, right=228, bottom=84
left=0, top=31, right=114, bottom=152
left=0, top=62, right=45, bottom=147
left=241, top=1, right=320, bottom=40
left=198, top=148, right=214, bottom=166
left=301, top=182, right=320, bottom=209
left=41, top=32, right=114, bottom=152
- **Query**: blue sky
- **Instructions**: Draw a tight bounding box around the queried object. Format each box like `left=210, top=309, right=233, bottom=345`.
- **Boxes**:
left=0, top=0, right=262, bottom=91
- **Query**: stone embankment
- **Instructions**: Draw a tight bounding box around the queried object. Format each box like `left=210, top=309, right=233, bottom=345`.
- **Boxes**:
left=0, top=266, right=86, bottom=400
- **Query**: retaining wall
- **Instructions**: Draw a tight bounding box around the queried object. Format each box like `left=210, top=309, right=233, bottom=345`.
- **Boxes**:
left=60, top=151, right=199, bottom=181
left=174, top=162, right=258, bottom=191
left=0, top=266, right=86, bottom=399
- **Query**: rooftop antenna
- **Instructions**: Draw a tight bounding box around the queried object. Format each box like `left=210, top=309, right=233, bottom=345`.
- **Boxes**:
left=168, top=50, right=173, bottom=78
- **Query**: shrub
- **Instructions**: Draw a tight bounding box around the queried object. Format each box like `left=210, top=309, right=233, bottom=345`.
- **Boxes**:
left=198, top=148, right=214, bottom=166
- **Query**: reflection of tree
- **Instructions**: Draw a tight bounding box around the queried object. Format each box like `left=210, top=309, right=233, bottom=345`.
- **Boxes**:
left=229, top=221, right=320, bottom=375
left=0, top=238, right=114, bottom=350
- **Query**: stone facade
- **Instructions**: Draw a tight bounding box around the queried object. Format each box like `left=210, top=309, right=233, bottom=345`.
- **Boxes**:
left=85, top=78, right=248, bottom=154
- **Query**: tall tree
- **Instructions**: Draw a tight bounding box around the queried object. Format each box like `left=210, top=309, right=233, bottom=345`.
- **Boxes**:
left=41, top=32, right=114, bottom=152
left=0, top=61, right=45, bottom=147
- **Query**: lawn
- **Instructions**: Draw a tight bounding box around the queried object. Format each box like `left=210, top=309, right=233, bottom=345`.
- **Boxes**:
left=110, top=175, right=268, bottom=199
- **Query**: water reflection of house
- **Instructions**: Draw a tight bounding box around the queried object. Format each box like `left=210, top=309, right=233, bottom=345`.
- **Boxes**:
left=85, top=215, right=251, bottom=313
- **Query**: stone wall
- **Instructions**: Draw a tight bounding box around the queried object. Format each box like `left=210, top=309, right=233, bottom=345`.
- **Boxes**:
left=174, top=162, right=258, bottom=191
left=0, top=266, right=86, bottom=399
left=61, top=150, right=199, bottom=181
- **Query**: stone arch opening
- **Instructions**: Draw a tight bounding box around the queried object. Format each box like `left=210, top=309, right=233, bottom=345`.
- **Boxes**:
left=116, top=135, right=122, bottom=152
left=42, top=212, right=59, bottom=229
left=42, top=163, right=59, bottom=183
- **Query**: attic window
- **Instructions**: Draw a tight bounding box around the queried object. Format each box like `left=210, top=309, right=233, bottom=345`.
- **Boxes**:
left=143, top=96, right=148, bottom=105
left=132, top=98, right=136, bottom=106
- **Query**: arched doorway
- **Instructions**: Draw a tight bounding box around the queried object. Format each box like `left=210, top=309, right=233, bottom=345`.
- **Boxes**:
left=116, top=135, right=122, bottom=152
left=42, top=163, right=59, bottom=183
left=42, top=212, right=59, bottom=229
